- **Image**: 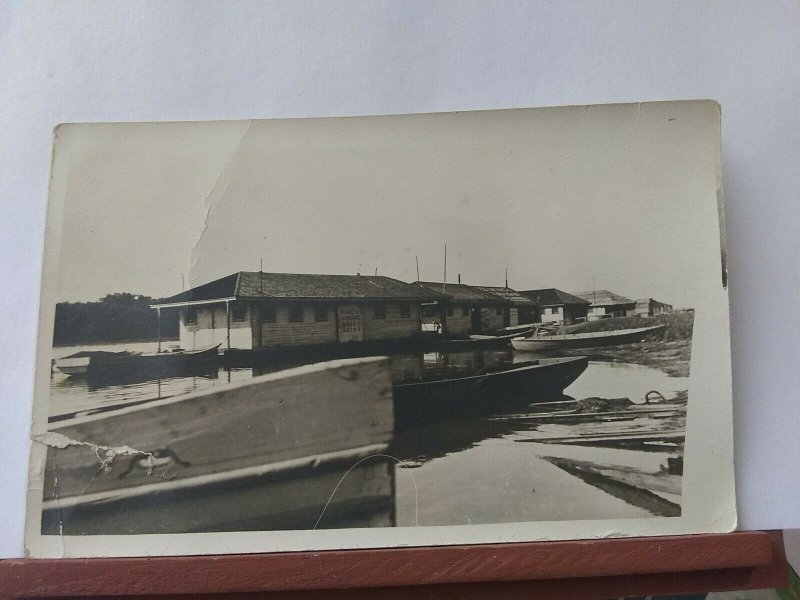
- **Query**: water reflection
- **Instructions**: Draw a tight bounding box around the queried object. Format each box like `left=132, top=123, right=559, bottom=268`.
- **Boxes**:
left=47, top=344, right=687, bottom=529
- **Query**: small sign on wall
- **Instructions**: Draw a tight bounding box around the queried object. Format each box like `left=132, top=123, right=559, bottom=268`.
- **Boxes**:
left=337, top=305, right=363, bottom=342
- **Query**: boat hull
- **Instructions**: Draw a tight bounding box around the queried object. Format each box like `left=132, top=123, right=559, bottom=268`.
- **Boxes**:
left=511, top=325, right=666, bottom=351
left=393, top=356, right=589, bottom=426
left=85, top=344, right=222, bottom=385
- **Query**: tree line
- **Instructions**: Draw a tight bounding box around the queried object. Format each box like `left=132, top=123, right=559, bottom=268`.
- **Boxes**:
left=53, top=293, right=179, bottom=346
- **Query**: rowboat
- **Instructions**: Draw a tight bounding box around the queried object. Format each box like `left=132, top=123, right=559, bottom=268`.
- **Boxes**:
left=393, top=356, right=589, bottom=426
left=510, top=325, right=666, bottom=351
left=468, top=327, right=536, bottom=342
left=55, top=344, right=221, bottom=381
left=40, top=357, right=396, bottom=535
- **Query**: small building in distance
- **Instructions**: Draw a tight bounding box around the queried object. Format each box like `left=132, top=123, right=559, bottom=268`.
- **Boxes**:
left=151, top=271, right=446, bottom=350
left=519, top=288, right=590, bottom=325
left=571, top=290, right=636, bottom=320
left=415, top=281, right=506, bottom=335
left=634, top=298, right=674, bottom=317
left=472, top=286, right=538, bottom=326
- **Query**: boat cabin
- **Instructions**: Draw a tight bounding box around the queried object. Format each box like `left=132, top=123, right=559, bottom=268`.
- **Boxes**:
left=519, top=288, right=590, bottom=325
left=415, top=281, right=507, bottom=335
left=151, top=272, right=447, bottom=350
left=571, top=290, right=637, bottom=320
left=472, top=285, right=538, bottom=327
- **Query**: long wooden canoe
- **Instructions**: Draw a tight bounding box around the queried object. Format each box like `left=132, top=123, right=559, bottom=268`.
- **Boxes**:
left=511, top=325, right=666, bottom=351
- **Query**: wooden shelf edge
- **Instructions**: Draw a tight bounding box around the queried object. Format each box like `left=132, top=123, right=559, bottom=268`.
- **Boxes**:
left=0, top=530, right=787, bottom=598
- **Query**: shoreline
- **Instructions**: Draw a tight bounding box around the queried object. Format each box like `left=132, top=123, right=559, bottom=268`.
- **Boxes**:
left=557, top=339, right=692, bottom=378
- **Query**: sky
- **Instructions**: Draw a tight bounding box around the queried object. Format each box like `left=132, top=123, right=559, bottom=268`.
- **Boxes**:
left=50, top=102, right=723, bottom=308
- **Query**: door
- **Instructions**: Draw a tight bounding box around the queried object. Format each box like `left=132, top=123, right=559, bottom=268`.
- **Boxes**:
left=471, top=307, right=482, bottom=333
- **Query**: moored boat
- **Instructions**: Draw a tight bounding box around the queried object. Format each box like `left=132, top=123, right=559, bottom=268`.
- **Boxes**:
left=55, top=344, right=222, bottom=382
left=511, top=325, right=666, bottom=351
left=393, top=356, right=589, bottom=426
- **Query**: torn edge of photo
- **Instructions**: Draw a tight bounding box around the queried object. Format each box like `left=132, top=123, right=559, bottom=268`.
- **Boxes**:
left=24, top=100, right=735, bottom=558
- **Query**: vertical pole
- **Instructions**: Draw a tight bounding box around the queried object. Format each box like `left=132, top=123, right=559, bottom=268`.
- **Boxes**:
left=443, top=243, right=447, bottom=294
left=156, top=307, right=162, bottom=353
left=226, top=301, right=231, bottom=350
left=415, top=256, right=420, bottom=282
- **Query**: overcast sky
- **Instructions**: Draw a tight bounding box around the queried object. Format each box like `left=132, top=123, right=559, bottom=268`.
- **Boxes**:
left=51, top=102, right=723, bottom=307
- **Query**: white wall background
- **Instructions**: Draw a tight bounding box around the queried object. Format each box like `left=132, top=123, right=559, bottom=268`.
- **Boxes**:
left=1, top=1, right=798, bottom=557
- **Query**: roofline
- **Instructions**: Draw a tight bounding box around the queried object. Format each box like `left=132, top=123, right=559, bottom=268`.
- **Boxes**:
left=152, top=295, right=447, bottom=308
left=150, top=297, right=238, bottom=309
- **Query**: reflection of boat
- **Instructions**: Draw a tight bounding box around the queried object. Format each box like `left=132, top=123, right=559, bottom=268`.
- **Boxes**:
left=392, top=356, right=589, bottom=426
left=56, top=344, right=221, bottom=382
left=511, top=325, right=666, bottom=351
left=543, top=455, right=682, bottom=517
left=40, top=357, right=396, bottom=535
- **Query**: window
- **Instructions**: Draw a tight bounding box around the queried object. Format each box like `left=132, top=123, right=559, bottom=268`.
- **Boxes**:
left=373, top=304, right=386, bottom=319
left=422, top=304, right=438, bottom=318
left=288, top=305, right=304, bottom=323
left=184, top=306, right=197, bottom=325
left=496, top=306, right=502, bottom=316
left=260, top=305, right=277, bottom=323
left=446, top=305, right=454, bottom=317
left=231, top=302, right=247, bottom=322
left=315, top=305, right=329, bottom=322
left=400, top=304, right=411, bottom=318
left=462, top=307, right=469, bottom=317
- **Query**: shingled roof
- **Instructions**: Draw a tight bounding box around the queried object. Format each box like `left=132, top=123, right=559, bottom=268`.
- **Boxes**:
left=472, top=285, right=537, bottom=305
left=153, top=272, right=448, bottom=306
left=415, top=282, right=506, bottom=304
left=518, top=288, right=591, bottom=307
left=570, top=290, right=635, bottom=307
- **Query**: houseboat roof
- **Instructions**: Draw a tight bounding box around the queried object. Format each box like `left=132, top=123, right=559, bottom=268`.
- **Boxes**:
left=518, top=288, right=591, bottom=307
left=569, top=289, right=635, bottom=307
left=414, top=282, right=507, bottom=304
left=471, top=286, right=537, bottom=305
left=152, top=272, right=449, bottom=307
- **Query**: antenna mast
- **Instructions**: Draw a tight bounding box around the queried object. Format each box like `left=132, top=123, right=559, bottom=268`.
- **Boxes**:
left=416, top=256, right=420, bottom=282
left=442, top=243, right=447, bottom=294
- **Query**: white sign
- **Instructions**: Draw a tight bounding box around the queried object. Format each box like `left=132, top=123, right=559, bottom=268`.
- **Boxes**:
left=337, top=305, right=363, bottom=342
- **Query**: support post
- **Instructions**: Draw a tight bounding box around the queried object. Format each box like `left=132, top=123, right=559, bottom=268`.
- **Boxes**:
left=156, top=307, right=162, bottom=353
left=226, top=301, right=231, bottom=350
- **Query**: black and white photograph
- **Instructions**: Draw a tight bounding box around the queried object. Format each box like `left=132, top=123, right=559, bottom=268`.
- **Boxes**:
left=25, top=101, right=735, bottom=557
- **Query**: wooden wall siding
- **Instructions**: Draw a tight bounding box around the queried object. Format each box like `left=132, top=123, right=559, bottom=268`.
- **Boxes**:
left=443, top=305, right=473, bottom=335
left=539, top=305, right=563, bottom=324
left=39, top=357, right=394, bottom=534
left=259, top=305, right=338, bottom=347
left=361, top=303, right=420, bottom=341
left=180, top=305, right=253, bottom=350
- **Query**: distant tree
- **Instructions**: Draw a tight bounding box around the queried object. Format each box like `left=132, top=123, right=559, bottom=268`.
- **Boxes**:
left=53, top=294, right=179, bottom=345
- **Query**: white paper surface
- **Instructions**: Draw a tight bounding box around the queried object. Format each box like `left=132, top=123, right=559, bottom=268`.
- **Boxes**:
left=1, top=1, right=798, bottom=558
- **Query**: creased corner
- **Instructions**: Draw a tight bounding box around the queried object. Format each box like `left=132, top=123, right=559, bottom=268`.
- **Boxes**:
left=32, top=431, right=156, bottom=474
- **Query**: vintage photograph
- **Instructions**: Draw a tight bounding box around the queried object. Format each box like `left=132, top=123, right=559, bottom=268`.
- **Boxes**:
left=26, top=102, right=734, bottom=556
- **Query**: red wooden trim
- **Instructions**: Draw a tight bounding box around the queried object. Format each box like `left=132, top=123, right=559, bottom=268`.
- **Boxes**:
left=0, top=531, right=785, bottom=599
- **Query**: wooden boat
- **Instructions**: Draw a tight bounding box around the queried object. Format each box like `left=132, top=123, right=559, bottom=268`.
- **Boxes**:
left=468, top=327, right=536, bottom=342
left=39, top=357, right=395, bottom=535
left=55, top=344, right=221, bottom=381
left=510, top=325, right=666, bottom=351
left=393, top=356, right=589, bottom=426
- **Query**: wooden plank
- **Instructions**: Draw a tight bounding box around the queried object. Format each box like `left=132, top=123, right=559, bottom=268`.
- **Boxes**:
left=0, top=531, right=784, bottom=598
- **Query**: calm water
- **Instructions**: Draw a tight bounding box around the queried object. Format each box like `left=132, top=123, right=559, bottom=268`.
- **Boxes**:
left=48, top=343, right=689, bottom=526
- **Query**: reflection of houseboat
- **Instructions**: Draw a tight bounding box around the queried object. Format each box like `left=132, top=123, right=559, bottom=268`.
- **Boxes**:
left=40, top=357, right=396, bottom=535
